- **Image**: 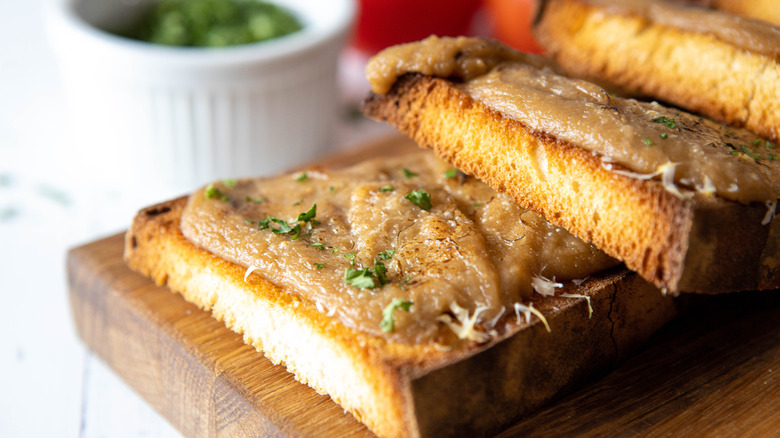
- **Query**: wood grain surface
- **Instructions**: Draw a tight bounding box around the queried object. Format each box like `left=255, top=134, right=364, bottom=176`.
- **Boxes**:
left=67, top=136, right=780, bottom=437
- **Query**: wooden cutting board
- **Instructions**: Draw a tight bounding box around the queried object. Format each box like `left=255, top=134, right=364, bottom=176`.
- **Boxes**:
left=67, top=136, right=780, bottom=437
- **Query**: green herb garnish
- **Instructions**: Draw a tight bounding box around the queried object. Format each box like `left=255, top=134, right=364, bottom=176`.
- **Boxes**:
left=741, top=145, right=763, bottom=160
left=311, top=242, right=325, bottom=250
left=123, top=0, right=303, bottom=47
left=379, top=185, right=395, bottom=192
left=444, top=169, right=458, bottom=178
left=296, top=172, right=308, bottom=182
left=373, top=260, right=388, bottom=286
left=643, top=137, right=654, bottom=146
left=767, top=141, right=777, bottom=150
left=245, top=195, right=266, bottom=203
left=344, top=253, right=356, bottom=265
left=652, top=116, right=677, bottom=128
left=204, top=183, right=228, bottom=201
left=380, top=299, right=413, bottom=332
left=313, top=263, right=325, bottom=270
left=405, top=189, right=432, bottom=211
left=378, top=249, right=395, bottom=260
left=660, top=133, right=668, bottom=140
left=402, top=168, right=418, bottom=178
left=256, top=204, right=316, bottom=240
left=344, top=267, right=377, bottom=289
left=344, top=258, right=391, bottom=290
left=296, top=204, right=317, bottom=223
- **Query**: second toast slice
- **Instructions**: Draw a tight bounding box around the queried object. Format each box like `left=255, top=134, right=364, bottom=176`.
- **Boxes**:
left=362, top=37, right=780, bottom=294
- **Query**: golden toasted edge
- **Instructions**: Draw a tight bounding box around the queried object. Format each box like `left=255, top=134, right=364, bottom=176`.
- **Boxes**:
left=362, top=74, right=693, bottom=292
left=534, top=0, right=780, bottom=143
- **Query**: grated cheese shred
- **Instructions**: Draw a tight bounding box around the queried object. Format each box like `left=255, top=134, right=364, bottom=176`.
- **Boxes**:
left=513, top=302, right=551, bottom=333
left=532, top=273, right=563, bottom=297
left=560, top=293, right=593, bottom=318
left=695, top=175, right=716, bottom=197
left=437, top=302, right=491, bottom=343
left=763, top=199, right=777, bottom=226
left=244, top=265, right=259, bottom=282
left=603, top=161, right=693, bottom=199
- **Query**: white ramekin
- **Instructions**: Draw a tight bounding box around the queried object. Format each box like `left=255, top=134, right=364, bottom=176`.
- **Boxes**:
left=45, top=0, right=355, bottom=200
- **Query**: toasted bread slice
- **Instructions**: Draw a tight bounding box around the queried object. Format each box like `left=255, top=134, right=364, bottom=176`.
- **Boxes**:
left=362, top=72, right=780, bottom=293
left=124, top=189, right=678, bottom=438
left=534, top=0, right=780, bottom=142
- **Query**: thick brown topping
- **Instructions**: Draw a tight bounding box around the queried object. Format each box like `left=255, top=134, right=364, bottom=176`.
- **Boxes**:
left=365, top=35, right=557, bottom=94
left=181, top=152, right=616, bottom=346
left=584, top=0, right=780, bottom=60
left=366, top=36, right=780, bottom=203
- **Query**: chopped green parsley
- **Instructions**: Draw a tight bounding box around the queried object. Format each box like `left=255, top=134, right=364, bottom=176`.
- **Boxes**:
left=256, top=204, right=317, bottom=240
left=295, top=172, right=308, bottom=182
left=379, top=185, right=395, bottom=192
left=245, top=195, right=266, bottom=203
left=643, top=137, right=654, bottom=146
left=405, top=189, right=432, bottom=211
left=121, top=0, right=303, bottom=48
left=444, top=169, right=458, bottom=178
left=343, top=258, right=390, bottom=290
left=378, top=249, right=395, bottom=260
left=652, top=116, right=677, bottom=129
left=344, top=267, right=377, bottom=289
left=402, top=168, right=418, bottom=178
left=741, top=145, right=764, bottom=160
left=204, top=183, right=229, bottom=201
left=380, top=299, right=413, bottom=333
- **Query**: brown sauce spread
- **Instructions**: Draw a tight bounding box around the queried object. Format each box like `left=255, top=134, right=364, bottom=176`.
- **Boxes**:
left=366, top=36, right=780, bottom=203
left=587, top=0, right=780, bottom=61
left=181, top=152, right=617, bottom=346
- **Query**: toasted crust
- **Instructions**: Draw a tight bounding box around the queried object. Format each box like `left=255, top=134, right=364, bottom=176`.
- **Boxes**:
left=362, top=74, right=780, bottom=293
left=124, top=196, right=679, bottom=437
left=534, top=0, right=780, bottom=143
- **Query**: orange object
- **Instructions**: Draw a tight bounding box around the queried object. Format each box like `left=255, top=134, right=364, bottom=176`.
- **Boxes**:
left=484, top=0, right=543, bottom=53
left=352, top=0, right=482, bottom=54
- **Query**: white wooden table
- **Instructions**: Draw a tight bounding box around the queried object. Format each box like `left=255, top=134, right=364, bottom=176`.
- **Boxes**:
left=0, top=2, right=392, bottom=436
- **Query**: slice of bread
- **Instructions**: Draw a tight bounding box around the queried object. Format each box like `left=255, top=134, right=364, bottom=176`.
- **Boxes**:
left=534, top=0, right=780, bottom=143
left=362, top=74, right=780, bottom=293
left=124, top=188, right=679, bottom=438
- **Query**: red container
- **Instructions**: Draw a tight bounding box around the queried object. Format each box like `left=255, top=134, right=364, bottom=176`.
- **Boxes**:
left=352, top=0, right=482, bottom=54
